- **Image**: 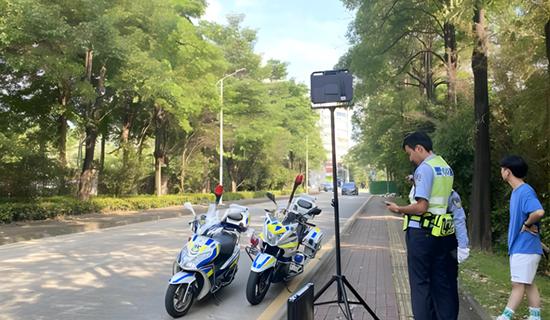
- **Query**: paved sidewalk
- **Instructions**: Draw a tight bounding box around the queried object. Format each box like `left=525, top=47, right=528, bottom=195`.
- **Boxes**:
left=309, top=196, right=492, bottom=320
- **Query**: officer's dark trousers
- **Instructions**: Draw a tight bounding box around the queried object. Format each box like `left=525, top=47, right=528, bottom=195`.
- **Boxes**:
left=406, top=227, right=458, bottom=320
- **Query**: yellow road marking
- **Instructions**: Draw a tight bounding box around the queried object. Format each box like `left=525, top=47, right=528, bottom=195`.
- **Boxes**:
left=255, top=237, right=335, bottom=320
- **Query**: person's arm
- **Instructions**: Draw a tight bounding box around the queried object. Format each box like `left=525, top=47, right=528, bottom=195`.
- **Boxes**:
left=385, top=199, right=429, bottom=215
left=521, top=209, right=545, bottom=235
left=386, top=163, right=432, bottom=215
left=453, top=207, right=468, bottom=248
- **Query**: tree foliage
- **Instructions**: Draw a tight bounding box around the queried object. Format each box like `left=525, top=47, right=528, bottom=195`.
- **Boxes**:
left=341, top=0, right=549, bottom=250
left=0, top=4, right=326, bottom=200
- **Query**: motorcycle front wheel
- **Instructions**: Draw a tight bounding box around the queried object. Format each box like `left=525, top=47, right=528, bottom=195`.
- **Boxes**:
left=246, top=268, right=273, bottom=305
left=165, top=283, right=195, bottom=318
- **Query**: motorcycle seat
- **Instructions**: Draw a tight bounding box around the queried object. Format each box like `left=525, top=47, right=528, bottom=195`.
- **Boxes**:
left=213, top=231, right=238, bottom=263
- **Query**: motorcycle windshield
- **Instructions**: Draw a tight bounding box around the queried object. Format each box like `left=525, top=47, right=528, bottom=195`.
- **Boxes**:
left=197, top=203, right=223, bottom=236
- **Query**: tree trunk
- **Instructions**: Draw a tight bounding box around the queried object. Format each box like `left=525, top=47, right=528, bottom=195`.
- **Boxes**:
left=202, top=154, right=209, bottom=193
left=155, top=158, right=162, bottom=196
left=122, top=113, right=132, bottom=143
left=78, top=51, right=105, bottom=201
left=545, top=18, right=550, bottom=212
left=153, top=104, right=167, bottom=196
left=58, top=105, right=67, bottom=195
left=469, top=8, right=492, bottom=252
left=226, top=157, right=238, bottom=193
left=100, top=133, right=105, bottom=172
left=444, top=23, right=458, bottom=104
left=122, top=112, right=132, bottom=166
left=181, top=148, right=187, bottom=194
left=78, top=124, right=98, bottom=201
left=58, top=113, right=67, bottom=166
left=78, top=51, right=95, bottom=201
left=425, top=35, right=434, bottom=101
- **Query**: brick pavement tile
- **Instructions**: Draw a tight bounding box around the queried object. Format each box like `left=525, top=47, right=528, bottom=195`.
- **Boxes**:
left=310, top=198, right=405, bottom=320
left=315, top=306, right=329, bottom=317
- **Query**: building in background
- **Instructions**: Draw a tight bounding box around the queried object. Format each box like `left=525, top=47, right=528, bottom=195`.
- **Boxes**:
left=318, top=108, right=352, bottom=184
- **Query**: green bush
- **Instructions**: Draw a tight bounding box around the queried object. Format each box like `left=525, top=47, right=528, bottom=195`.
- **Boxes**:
left=0, top=188, right=306, bottom=224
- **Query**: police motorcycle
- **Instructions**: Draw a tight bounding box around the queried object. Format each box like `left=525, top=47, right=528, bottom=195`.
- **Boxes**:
left=165, top=185, right=250, bottom=318
left=244, top=175, right=323, bottom=305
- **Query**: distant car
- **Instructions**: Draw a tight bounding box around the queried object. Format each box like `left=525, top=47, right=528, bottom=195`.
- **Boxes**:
left=323, top=183, right=333, bottom=192
left=341, top=182, right=359, bottom=195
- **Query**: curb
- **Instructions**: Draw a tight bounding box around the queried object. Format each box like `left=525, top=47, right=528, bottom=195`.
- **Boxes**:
left=458, top=279, right=494, bottom=320
left=273, top=194, right=374, bottom=320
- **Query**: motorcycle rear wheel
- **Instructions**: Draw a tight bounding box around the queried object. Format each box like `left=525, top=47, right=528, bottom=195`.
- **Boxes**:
left=246, top=268, right=273, bottom=305
left=165, top=283, right=195, bottom=318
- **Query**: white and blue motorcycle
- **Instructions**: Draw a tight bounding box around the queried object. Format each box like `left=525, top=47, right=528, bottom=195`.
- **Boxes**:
left=245, top=175, right=323, bottom=305
left=165, top=186, right=250, bottom=318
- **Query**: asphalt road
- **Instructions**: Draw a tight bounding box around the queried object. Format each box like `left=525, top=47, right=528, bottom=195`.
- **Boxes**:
left=0, top=191, right=370, bottom=320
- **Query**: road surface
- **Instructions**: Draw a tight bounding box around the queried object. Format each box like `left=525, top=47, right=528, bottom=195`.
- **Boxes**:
left=0, top=192, right=370, bottom=320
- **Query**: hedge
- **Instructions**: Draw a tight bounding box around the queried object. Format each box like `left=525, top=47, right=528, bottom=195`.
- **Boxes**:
left=0, top=188, right=305, bottom=224
left=369, top=181, right=398, bottom=195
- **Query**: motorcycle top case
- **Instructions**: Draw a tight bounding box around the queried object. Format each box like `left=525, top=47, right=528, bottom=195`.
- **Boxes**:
left=290, top=194, right=318, bottom=219
left=221, top=204, right=250, bottom=232
left=302, top=227, right=323, bottom=259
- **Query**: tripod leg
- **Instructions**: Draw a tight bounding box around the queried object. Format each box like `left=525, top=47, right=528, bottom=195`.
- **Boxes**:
left=337, top=278, right=353, bottom=319
left=313, top=275, right=337, bottom=301
left=341, top=277, right=380, bottom=320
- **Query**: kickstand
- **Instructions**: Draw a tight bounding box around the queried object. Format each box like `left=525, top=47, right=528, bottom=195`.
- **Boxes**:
left=284, top=282, right=292, bottom=293
left=211, top=292, right=222, bottom=306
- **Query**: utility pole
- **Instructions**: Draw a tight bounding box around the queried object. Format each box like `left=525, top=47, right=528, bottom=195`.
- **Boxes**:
left=216, top=68, right=246, bottom=204
left=306, top=135, right=309, bottom=193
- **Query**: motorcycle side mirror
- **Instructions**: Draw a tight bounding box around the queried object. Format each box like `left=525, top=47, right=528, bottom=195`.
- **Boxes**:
left=266, top=192, right=277, bottom=207
left=214, top=185, right=223, bottom=205
left=184, top=202, right=196, bottom=217
left=307, top=207, right=322, bottom=216
left=189, top=220, right=197, bottom=233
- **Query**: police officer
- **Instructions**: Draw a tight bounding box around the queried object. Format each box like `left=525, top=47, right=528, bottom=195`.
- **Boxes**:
left=407, top=178, right=470, bottom=263
left=385, top=132, right=459, bottom=320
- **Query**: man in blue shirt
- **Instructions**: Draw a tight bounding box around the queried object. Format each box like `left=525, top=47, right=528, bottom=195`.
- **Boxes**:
left=386, top=132, right=458, bottom=320
left=496, top=155, right=544, bottom=320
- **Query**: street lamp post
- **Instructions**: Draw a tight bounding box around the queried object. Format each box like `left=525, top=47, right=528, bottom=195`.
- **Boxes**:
left=216, top=68, right=246, bottom=204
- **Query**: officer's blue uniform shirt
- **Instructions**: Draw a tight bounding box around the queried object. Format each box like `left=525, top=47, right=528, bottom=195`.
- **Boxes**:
left=448, top=190, right=468, bottom=248
left=508, top=183, right=543, bottom=255
left=409, top=154, right=437, bottom=228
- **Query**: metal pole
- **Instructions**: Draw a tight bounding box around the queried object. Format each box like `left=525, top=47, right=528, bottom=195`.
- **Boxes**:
left=330, top=107, right=342, bottom=276
left=216, top=68, right=246, bottom=204
left=219, top=79, right=223, bottom=204
left=306, top=135, right=309, bottom=194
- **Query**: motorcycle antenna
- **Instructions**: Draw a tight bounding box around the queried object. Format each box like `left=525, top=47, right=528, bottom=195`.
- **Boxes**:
left=309, top=69, right=379, bottom=320
left=214, top=185, right=223, bottom=205
left=286, top=174, right=303, bottom=211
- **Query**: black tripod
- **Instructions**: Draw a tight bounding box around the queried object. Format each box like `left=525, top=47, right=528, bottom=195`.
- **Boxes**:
left=313, top=107, right=379, bottom=320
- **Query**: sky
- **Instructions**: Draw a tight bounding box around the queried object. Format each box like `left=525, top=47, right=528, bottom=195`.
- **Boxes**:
left=199, top=0, right=354, bottom=88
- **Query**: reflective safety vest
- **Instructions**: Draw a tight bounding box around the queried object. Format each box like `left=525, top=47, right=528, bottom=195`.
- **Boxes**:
left=404, top=155, right=454, bottom=236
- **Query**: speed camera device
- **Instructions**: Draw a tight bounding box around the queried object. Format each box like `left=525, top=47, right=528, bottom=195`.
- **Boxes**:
left=310, top=69, right=353, bottom=109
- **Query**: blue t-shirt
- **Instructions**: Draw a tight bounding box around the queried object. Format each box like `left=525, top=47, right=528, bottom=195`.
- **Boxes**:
left=508, top=183, right=543, bottom=255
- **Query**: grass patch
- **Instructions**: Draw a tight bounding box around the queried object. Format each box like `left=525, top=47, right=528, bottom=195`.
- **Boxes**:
left=459, top=249, right=550, bottom=319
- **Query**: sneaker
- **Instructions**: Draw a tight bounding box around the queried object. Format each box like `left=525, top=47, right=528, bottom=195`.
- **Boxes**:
left=530, top=316, right=541, bottom=320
